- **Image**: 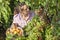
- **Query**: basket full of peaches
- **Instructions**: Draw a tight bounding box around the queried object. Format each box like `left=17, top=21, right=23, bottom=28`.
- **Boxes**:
left=6, top=24, right=23, bottom=36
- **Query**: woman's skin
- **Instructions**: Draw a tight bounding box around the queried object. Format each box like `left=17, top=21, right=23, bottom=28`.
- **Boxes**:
left=20, top=5, right=30, bottom=21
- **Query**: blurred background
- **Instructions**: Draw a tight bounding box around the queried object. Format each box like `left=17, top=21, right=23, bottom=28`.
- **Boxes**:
left=0, top=0, right=60, bottom=40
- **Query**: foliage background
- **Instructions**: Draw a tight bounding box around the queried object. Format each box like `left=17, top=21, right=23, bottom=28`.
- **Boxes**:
left=0, top=0, right=60, bottom=40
